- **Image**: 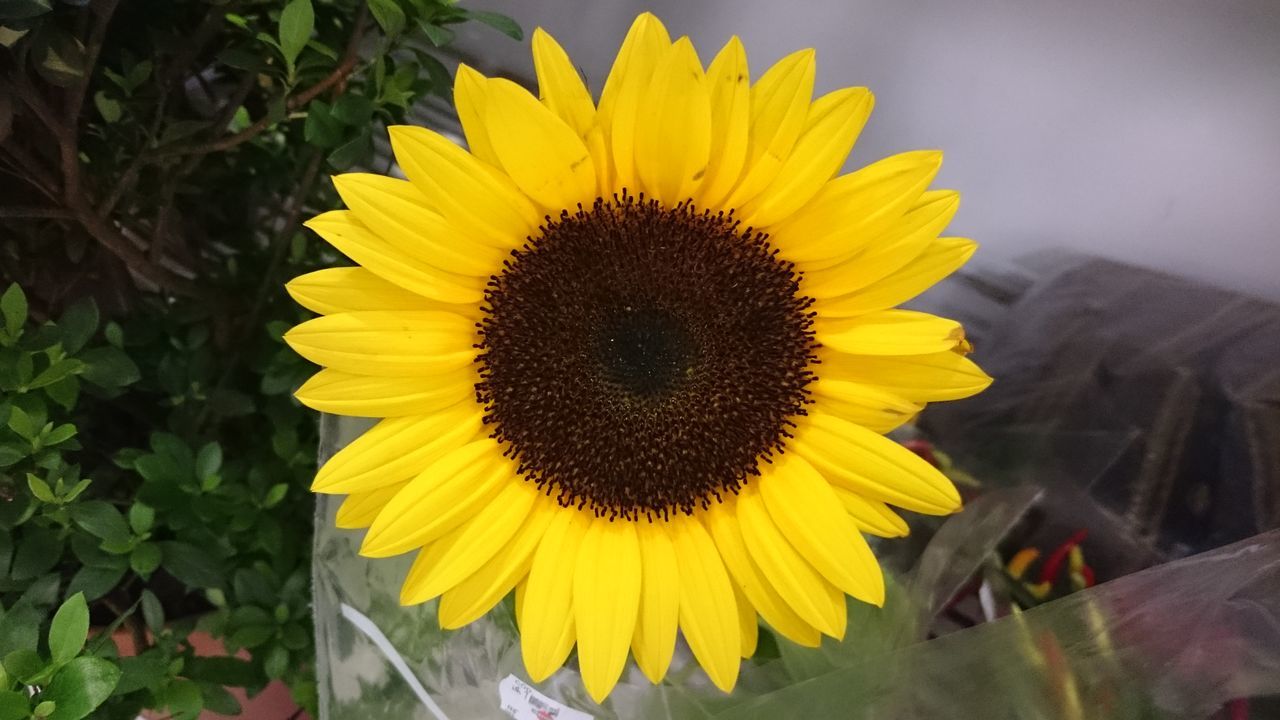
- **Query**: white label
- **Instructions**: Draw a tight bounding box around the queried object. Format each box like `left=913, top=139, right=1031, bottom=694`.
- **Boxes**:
left=498, top=675, right=593, bottom=720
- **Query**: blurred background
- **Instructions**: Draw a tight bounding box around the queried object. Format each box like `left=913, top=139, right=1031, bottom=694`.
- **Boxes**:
left=452, top=0, right=1280, bottom=301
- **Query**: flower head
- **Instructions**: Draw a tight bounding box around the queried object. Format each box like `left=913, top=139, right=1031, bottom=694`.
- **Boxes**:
left=286, top=12, right=990, bottom=702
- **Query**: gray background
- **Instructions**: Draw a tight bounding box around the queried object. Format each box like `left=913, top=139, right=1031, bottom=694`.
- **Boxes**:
left=449, top=0, right=1280, bottom=301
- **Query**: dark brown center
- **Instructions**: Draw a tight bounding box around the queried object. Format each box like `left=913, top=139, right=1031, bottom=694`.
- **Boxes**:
left=475, top=195, right=817, bottom=519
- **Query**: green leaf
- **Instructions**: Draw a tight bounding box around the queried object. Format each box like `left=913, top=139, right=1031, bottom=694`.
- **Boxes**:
left=262, top=483, right=288, bottom=509
left=413, top=49, right=452, bottom=96
left=330, top=92, right=374, bottom=126
left=463, top=9, right=523, bottom=40
left=44, top=375, right=80, bottom=411
left=326, top=128, right=372, bottom=170
left=47, top=593, right=88, bottom=665
left=0, top=26, right=29, bottom=49
left=133, top=453, right=180, bottom=485
left=6, top=405, right=35, bottom=440
left=102, top=321, right=123, bottom=348
left=0, top=690, right=29, bottom=720
left=127, top=502, right=154, bottom=534
left=194, top=442, right=221, bottom=481
left=77, top=346, right=139, bottom=389
left=277, top=0, right=314, bottom=72
left=154, top=677, right=202, bottom=719
left=41, top=423, right=76, bottom=446
left=303, top=99, right=343, bottom=148
left=62, top=478, right=91, bottom=502
left=0, top=607, right=41, bottom=657
left=227, top=625, right=273, bottom=649
left=64, top=565, right=125, bottom=602
left=93, top=91, right=122, bottom=122
left=232, top=567, right=276, bottom=607
left=2, top=648, right=45, bottom=683
left=69, top=501, right=131, bottom=544
left=367, top=0, right=405, bottom=36
left=11, top=527, right=62, bottom=580
left=130, top=542, right=162, bottom=576
left=183, top=656, right=259, bottom=687
left=0, top=0, right=52, bottom=21
left=0, top=444, right=25, bottom=468
left=124, top=60, right=152, bottom=92
left=418, top=20, right=454, bottom=47
left=281, top=622, right=310, bottom=650
left=139, top=589, right=164, bottom=633
left=114, top=653, right=166, bottom=694
left=262, top=645, right=288, bottom=679
left=34, top=30, right=85, bottom=87
left=199, top=684, right=241, bottom=715
left=1, top=284, right=26, bottom=338
left=56, top=299, right=98, bottom=354
left=40, top=656, right=121, bottom=720
left=159, top=541, right=224, bottom=589
left=27, top=474, right=56, bottom=503
left=28, top=359, right=84, bottom=390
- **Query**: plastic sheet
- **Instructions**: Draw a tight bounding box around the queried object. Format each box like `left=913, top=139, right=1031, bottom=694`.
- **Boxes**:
left=914, top=250, right=1280, bottom=555
left=312, top=415, right=1280, bottom=720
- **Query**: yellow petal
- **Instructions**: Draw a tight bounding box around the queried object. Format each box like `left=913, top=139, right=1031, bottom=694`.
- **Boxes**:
left=521, top=506, right=592, bottom=682
left=815, top=238, right=977, bottom=317
left=332, top=174, right=507, bottom=277
left=531, top=30, right=612, bottom=195
left=735, top=587, right=758, bottom=658
left=485, top=78, right=597, bottom=211
left=694, top=36, right=750, bottom=210
left=387, top=125, right=540, bottom=249
left=532, top=28, right=595, bottom=141
left=809, top=377, right=922, bottom=433
left=769, top=151, right=943, bottom=265
left=334, top=481, right=406, bottom=529
left=574, top=518, right=642, bottom=703
left=515, top=578, right=527, bottom=628
left=631, top=519, right=680, bottom=684
left=736, top=481, right=844, bottom=636
left=634, top=37, right=711, bottom=205
left=832, top=487, right=909, bottom=538
left=791, top=409, right=961, bottom=514
left=359, top=439, right=510, bottom=557
left=312, top=406, right=483, bottom=493
left=817, top=347, right=992, bottom=403
left=438, top=496, right=558, bottom=629
left=598, top=12, right=671, bottom=194
left=721, top=49, right=816, bottom=210
left=703, top=499, right=822, bottom=647
left=815, top=309, right=966, bottom=356
left=737, top=87, right=874, bottom=227
left=305, top=211, right=485, bottom=304
left=283, top=310, right=475, bottom=376
left=669, top=514, right=740, bottom=693
left=800, top=188, right=958, bottom=284
left=757, top=453, right=884, bottom=606
left=454, top=64, right=500, bottom=166
left=286, top=267, right=445, bottom=315
left=400, top=479, right=540, bottom=605
left=295, top=369, right=474, bottom=418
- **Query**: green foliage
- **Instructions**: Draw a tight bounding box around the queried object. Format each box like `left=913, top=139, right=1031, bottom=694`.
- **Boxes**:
left=0, top=0, right=521, bottom=716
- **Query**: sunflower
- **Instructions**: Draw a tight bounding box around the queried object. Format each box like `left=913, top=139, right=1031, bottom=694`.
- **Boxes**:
left=285, top=12, right=990, bottom=703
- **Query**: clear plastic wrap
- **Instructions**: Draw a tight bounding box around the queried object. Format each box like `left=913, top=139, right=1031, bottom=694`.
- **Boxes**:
left=313, top=415, right=1280, bottom=719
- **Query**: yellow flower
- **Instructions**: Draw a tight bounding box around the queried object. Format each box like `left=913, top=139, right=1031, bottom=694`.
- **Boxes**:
left=285, top=12, right=990, bottom=703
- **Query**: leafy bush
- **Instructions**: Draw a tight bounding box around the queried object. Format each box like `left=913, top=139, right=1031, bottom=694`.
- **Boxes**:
left=0, top=0, right=518, bottom=716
